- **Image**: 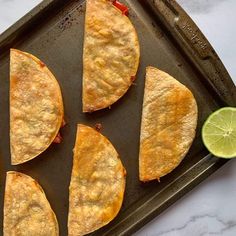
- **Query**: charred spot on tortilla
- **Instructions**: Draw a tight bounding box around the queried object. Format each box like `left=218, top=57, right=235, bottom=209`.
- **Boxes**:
left=139, top=66, right=198, bottom=182
left=10, top=49, right=64, bottom=165
left=4, top=171, right=59, bottom=236
left=68, top=124, right=126, bottom=235
left=82, top=0, right=140, bottom=112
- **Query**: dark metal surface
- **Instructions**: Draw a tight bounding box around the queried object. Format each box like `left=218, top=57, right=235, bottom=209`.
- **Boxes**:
left=0, top=0, right=235, bottom=235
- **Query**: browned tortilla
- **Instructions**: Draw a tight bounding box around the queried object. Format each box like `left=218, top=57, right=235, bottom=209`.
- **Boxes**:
left=139, top=67, right=198, bottom=181
left=68, top=124, right=126, bottom=235
left=10, top=49, right=64, bottom=164
left=83, top=0, right=140, bottom=112
left=4, top=171, right=59, bottom=236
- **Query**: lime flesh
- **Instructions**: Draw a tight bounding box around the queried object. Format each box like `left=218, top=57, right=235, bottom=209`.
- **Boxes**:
left=202, top=107, right=236, bottom=158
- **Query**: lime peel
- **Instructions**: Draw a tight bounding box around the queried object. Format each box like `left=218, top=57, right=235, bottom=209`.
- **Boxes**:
left=202, top=107, right=236, bottom=158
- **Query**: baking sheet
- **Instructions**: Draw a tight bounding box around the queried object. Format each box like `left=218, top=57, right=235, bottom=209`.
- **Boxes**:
left=0, top=0, right=235, bottom=235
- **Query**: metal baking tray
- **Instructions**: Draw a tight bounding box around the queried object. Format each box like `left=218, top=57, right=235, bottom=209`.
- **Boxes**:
left=0, top=0, right=235, bottom=235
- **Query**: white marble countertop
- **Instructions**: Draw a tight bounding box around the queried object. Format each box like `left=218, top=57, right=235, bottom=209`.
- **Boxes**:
left=1, top=0, right=236, bottom=235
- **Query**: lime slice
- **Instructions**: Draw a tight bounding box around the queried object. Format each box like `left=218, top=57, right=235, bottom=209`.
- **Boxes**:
left=202, top=107, right=236, bottom=158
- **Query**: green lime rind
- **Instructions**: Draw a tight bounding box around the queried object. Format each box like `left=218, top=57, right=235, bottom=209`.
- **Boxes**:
left=202, top=107, right=236, bottom=159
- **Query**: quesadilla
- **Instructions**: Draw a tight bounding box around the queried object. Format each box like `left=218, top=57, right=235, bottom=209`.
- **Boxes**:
left=68, top=124, right=126, bottom=235
left=4, top=171, right=59, bottom=236
left=83, top=0, right=140, bottom=112
left=10, top=49, right=64, bottom=165
left=139, top=67, right=198, bottom=181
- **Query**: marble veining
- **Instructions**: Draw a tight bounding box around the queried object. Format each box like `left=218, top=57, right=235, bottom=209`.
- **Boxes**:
left=152, top=214, right=236, bottom=236
left=177, top=0, right=236, bottom=81
left=177, top=0, right=226, bottom=14
left=0, top=1, right=236, bottom=236
left=0, top=0, right=42, bottom=33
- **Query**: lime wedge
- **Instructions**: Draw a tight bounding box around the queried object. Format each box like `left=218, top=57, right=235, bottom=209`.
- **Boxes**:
left=202, top=107, right=236, bottom=158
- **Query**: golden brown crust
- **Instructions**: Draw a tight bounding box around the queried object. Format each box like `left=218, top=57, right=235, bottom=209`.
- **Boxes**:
left=68, top=124, right=126, bottom=236
left=139, top=67, right=198, bottom=181
left=4, top=171, right=59, bottom=236
left=82, top=0, right=140, bottom=112
left=10, top=49, right=64, bottom=164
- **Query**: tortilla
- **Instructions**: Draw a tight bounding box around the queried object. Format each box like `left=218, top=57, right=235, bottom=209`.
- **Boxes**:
left=139, top=67, right=198, bottom=181
left=10, top=49, right=64, bottom=165
left=4, top=171, right=59, bottom=236
left=83, top=0, right=140, bottom=112
left=68, top=124, right=126, bottom=235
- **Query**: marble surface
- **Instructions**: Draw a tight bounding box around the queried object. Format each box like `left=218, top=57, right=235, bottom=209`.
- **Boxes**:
left=0, top=1, right=236, bottom=236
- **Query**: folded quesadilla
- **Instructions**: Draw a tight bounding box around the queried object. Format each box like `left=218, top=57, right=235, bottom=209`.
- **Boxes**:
left=4, top=171, right=59, bottom=236
left=139, top=67, right=198, bottom=181
left=10, top=49, right=64, bottom=165
left=68, top=124, right=126, bottom=235
left=83, top=0, right=140, bottom=112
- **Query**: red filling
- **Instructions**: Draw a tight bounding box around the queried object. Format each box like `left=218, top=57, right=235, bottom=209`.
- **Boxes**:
left=131, top=75, right=136, bottom=82
left=53, top=132, right=62, bottom=144
left=112, top=0, right=129, bottom=15
left=39, top=61, right=45, bottom=68
left=95, top=123, right=102, bottom=132
left=53, top=118, right=66, bottom=144
left=61, top=118, right=66, bottom=128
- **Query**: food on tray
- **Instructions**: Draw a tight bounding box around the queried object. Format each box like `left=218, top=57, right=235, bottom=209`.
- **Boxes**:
left=68, top=124, right=126, bottom=235
left=4, top=171, right=59, bottom=236
left=202, top=107, right=236, bottom=158
left=82, top=0, right=140, bottom=112
left=139, top=66, right=198, bottom=181
left=10, top=49, right=64, bottom=165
